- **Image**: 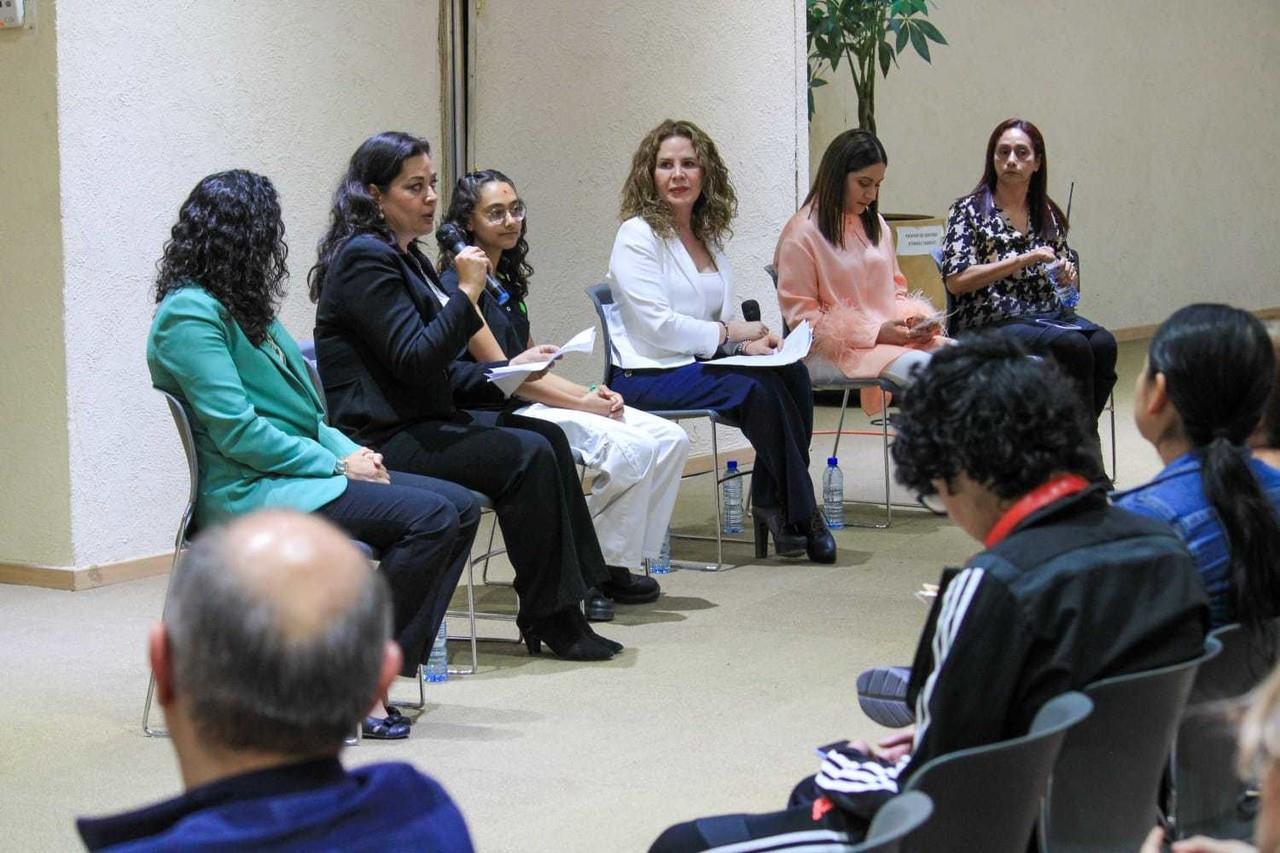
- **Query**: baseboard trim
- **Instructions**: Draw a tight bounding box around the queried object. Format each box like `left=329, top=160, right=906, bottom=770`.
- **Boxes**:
left=0, top=552, right=173, bottom=592
left=0, top=445, right=757, bottom=591
left=1113, top=305, right=1280, bottom=342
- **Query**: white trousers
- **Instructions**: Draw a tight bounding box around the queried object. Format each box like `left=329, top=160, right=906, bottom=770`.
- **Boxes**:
left=515, top=403, right=690, bottom=570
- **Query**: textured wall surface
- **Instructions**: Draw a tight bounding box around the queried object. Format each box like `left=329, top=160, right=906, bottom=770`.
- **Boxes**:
left=0, top=0, right=75, bottom=565
left=467, top=0, right=807, bottom=453
left=809, top=0, right=1280, bottom=329
left=55, top=0, right=441, bottom=565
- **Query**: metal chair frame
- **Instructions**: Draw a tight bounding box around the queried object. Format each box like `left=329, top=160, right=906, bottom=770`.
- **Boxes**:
left=765, top=264, right=898, bottom=528
left=586, top=282, right=754, bottom=571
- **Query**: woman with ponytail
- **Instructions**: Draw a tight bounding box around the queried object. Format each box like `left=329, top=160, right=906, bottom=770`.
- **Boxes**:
left=1114, top=304, right=1280, bottom=639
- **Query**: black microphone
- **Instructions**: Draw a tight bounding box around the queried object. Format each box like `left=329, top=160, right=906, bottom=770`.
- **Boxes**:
left=742, top=299, right=761, bottom=323
left=434, top=223, right=510, bottom=306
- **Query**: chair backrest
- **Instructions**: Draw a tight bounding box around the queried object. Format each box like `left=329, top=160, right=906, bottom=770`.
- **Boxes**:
left=585, top=282, right=616, bottom=386
left=900, top=691, right=1093, bottom=853
left=927, top=247, right=955, bottom=319
left=296, top=338, right=328, bottom=417
left=1041, top=637, right=1223, bottom=853
left=1173, top=620, right=1280, bottom=839
left=763, top=264, right=794, bottom=338
left=157, top=389, right=201, bottom=548
left=854, top=790, right=933, bottom=853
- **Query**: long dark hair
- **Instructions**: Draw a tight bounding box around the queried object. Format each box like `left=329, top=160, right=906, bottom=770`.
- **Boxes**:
left=155, top=170, right=288, bottom=347
left=1147, top=304, right=1280, bottom=650
left=804, top=129, right=888, bottom=248
left=437, top=169, right=534, bottom=303
left=308, top=131, right=431, bottom=301
left=969, top=118, right=1068, bottom=241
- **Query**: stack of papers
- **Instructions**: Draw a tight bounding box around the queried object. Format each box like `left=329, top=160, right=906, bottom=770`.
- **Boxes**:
left=484, top=327, right=596, bottom=395
left=704, top=320, right=812, bottom=368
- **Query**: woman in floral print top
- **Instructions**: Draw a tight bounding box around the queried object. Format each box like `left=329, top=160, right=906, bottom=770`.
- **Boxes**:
left=941, top=118, right=1117, bottom=474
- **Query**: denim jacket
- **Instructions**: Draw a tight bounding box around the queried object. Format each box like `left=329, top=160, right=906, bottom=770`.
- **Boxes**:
left=1113, top=451, right=1280, bottom=627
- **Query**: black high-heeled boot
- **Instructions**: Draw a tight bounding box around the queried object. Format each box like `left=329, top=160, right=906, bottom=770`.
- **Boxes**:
left=803, top=510, right=837, bottom=564
left=522, top=609, right=615, bottom=661
left=574, top=605, right=623, bottom=654
left=751, top=507, right=805, bottom=559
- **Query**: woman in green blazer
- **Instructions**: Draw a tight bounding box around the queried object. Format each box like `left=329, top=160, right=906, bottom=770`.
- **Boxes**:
left=147, top=170, right=479, bottom=739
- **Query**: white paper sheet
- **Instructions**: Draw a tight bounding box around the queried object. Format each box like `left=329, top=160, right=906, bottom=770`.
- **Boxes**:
left=484, top=327, right=597, bottom=395
left=703, top=320, right=812, bottom=368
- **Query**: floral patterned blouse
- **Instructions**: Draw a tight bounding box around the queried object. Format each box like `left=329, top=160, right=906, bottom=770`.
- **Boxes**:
left=941, top=189, right=1078, bottom=333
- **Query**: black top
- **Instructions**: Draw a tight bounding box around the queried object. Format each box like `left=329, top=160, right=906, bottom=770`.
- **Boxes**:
left=438, top=267, right=531, bottom=360
left=313, top=235, right=507, bottom=447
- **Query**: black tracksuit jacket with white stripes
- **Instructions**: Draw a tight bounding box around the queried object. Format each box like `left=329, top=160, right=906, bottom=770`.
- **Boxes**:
left=816, top=484, right=1210, bottom=817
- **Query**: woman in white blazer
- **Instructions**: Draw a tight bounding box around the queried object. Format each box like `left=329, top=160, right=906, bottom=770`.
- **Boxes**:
left=603, top=119, right=835, bottom=564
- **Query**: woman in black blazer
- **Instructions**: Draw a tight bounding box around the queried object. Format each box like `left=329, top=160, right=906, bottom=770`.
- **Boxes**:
left=309, top=132, right=651, bottom=661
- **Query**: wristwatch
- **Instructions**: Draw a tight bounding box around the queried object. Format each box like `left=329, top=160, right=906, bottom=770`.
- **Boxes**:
left=334, top=459, right=348, bottom=476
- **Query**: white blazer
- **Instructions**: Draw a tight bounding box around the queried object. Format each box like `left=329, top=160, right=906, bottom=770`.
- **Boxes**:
left=604, top=216, right=735, bottom=370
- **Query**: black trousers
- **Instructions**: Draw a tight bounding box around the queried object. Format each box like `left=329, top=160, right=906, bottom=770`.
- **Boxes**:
left=993, top=318, right=1118, bottom=418
left=378, top=409, right=609, bottom=629
left=316, top=471, right=479, bottom=676
left=611, top=361, right=817, bottom=526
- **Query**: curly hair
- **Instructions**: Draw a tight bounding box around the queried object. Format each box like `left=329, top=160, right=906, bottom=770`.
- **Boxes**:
left=619, top=119, right=737, bottom=247
left=308, top=131, right=430, bottom=302
left=891, top=333, right=1093, bottom=499
left=155, top=170, right=288, bottom=347
left=436, top=169, right=534, bottom=303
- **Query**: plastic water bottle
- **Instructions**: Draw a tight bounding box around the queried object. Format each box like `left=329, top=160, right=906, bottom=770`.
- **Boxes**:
left=722, top=460, right=744, bottom=533
left=425, top=619, right=448, bottom=683
left=1046, top=259, right=1079, bottom=310
left=823, top=456, right=845, bottom=529
left=649, top=528, right=672, bottom=575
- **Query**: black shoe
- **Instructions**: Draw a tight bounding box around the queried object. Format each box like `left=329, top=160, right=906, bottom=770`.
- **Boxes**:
left=600, top=566, right=661, bottom=604
left=383, top=705, right=412, bottom=725
left=804, top=511, right=837, bottom=564
left=752, top=507, right=805, bottom=558
left=856, top=666, right=914, bottom=728
left=522, top=609, right=616, bottom=661
left=585, top=588, right=615, bottom=621
left=362, top=714, right=411, bottom=740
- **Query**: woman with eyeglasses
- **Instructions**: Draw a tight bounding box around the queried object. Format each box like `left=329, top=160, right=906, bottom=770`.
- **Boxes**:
left=435, top=170, right=688, bottom=607
left=940, top=117, right=1116, bottom=475
left=310, top=132, right=630, bottom=662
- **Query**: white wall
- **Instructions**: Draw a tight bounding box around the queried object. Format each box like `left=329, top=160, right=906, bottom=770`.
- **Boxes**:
left=0, top=0, right=74, bottom=565
left=809, top=0, right=1280, bottom=329
left=54, top=0, right=442, bottom=565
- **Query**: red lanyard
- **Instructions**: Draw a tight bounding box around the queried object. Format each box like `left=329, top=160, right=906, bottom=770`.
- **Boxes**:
left=984, top=474, right=1090, bottom=548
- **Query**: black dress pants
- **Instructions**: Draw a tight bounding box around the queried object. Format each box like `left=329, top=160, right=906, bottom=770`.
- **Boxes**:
left=317, top=471, right=479, bottom=676
left=993, top=317, right=1118, bottom=418
left=378, top=409, right=609, bottom=630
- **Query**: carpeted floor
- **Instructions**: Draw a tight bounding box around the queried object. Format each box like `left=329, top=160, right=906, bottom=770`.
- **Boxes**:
left=0, top=340, right=1162, bottom=852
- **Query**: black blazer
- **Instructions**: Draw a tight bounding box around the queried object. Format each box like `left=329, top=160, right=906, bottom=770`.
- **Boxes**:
left=314, top=234, right=507, bottom=448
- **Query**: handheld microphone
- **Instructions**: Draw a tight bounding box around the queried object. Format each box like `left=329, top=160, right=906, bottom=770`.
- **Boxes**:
left=434, top=223, right=510, bottom=306
left=742, top=299, right=761, bottom=323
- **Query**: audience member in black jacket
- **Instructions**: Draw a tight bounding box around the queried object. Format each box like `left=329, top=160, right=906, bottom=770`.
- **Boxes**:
left=650, top=335, right=1209, bottom=852
left=309, top=131, right=651, bottom=661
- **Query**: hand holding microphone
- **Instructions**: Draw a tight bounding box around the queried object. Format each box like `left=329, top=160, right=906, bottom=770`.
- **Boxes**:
left=725, top=299, right=771, bottom=343
left=435, top=223, right=511, bottom=306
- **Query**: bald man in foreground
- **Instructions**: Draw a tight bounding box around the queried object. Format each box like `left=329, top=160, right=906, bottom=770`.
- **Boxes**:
left=77, top=511, right=474, bottom=851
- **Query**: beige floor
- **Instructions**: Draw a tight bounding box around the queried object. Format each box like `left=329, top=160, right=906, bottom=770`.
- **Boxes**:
left=0, top=341, right=1163, bottom=853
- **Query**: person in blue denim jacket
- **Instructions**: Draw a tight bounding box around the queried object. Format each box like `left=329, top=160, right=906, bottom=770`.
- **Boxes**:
left=1114, top=304, right=1280, bottom=632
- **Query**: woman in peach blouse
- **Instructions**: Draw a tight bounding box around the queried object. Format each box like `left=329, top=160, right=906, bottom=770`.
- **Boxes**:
left=775, top=129, right=945, bottom=405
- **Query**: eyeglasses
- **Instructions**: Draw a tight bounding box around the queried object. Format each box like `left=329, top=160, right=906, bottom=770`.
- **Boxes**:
left=480, top=202, right=527, bottom=225
left=916, top=492, right=948, bottom=516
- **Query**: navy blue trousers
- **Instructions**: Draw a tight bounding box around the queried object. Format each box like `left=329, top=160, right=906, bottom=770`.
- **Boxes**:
left=611, top=361, right=817, bottom=525
left=987, top=316, right=1118, bottom=418
left=318, top=472, right=478, bottom=676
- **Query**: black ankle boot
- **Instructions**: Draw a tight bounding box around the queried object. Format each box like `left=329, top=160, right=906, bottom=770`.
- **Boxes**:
left=573, top=605, right=623, bottom=653
left=804, top=511, right=837, bottom=564
left=751, top=507, right=805, bottom=558
left=522, top=609, right=615, bottom=661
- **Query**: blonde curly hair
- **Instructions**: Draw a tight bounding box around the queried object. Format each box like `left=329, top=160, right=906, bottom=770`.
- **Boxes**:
left=619, top=119, right=738, bottom=248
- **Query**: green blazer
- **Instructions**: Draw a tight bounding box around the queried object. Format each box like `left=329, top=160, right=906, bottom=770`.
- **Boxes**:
left=147, top=285, right=360, bottom=528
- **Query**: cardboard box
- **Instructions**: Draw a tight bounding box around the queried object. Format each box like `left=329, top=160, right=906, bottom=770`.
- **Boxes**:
left=887, top=214, right=947, bottom=315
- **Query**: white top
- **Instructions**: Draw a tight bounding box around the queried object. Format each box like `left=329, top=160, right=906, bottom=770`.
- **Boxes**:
left=698, top=270, right=725, bottom=319
left=604, top=216, right=736, bottom=370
